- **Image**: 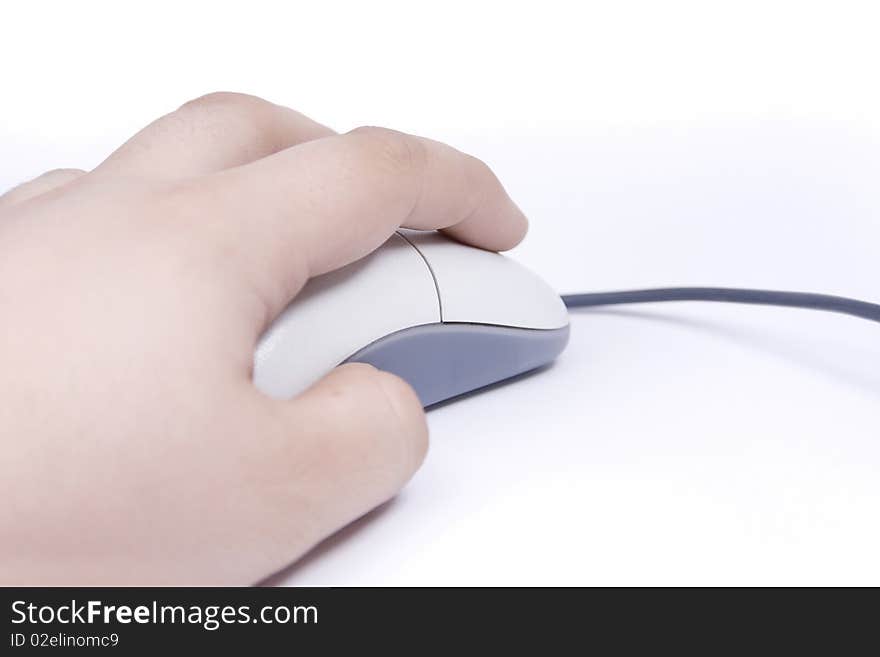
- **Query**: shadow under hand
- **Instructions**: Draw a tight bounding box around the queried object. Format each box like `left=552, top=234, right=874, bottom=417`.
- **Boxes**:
left=425, top=361, right=557, bottom=412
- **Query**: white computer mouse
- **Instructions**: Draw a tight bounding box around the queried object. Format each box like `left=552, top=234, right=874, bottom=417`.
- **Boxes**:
left=254, top=229, right=569, bottom=406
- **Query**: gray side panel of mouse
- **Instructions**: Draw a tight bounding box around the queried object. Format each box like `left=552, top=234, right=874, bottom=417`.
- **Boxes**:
left=343, top=323, right=570, bottom=407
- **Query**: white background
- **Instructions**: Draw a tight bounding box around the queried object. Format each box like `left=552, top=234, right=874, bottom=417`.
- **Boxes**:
left=3, top=1, right=878, bottom=585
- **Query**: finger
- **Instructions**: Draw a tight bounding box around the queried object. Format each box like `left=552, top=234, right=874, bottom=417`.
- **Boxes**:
left=95, top=92, right=334, bottom=179
left=242, top=363, right=428, bottom=580
left=0, top=168, right=86, bottom=207
left=183, top=126, right=529, bottom=320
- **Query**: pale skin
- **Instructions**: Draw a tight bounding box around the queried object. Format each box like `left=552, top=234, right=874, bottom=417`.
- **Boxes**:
left=0, top=92, right=527, bottom=585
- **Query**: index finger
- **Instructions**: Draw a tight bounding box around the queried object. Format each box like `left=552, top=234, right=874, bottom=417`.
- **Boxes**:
left=180, top=126, right=529, bottom=321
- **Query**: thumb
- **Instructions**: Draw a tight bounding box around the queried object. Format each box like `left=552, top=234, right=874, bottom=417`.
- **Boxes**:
left=244, top=363, right=429, bottom=579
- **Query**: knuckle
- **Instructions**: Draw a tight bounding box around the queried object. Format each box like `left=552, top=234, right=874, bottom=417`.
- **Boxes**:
left=0, top=169, right=86, bottom=206
left=173, top=93, right=283, bottom=153
left=178, top=91, right=258, bottom=112
left=175, top=92, right=272, bottom=125
left=40, top=168, right=86, bottom=179
left=347, top=126, right=427, bottom=176
left=466, top=152, right=495, bottom=183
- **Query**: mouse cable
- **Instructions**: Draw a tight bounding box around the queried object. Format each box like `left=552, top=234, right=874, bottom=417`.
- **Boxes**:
left=561, top=287, right=880, bottom=324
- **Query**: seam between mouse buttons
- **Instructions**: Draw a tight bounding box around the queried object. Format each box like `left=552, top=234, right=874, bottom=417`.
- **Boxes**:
left=396, top=230, right=444, bottom=322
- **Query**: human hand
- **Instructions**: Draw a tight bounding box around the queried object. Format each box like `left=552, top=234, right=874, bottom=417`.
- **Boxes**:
left=0, top=92, right=527, bottom=584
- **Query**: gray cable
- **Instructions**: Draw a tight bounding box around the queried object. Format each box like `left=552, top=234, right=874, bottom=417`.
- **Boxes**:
left=561, top=288, right=880, bottom=324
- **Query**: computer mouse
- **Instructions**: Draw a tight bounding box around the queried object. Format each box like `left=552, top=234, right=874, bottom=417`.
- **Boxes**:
left=254, top=229, right=570, bottom=406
